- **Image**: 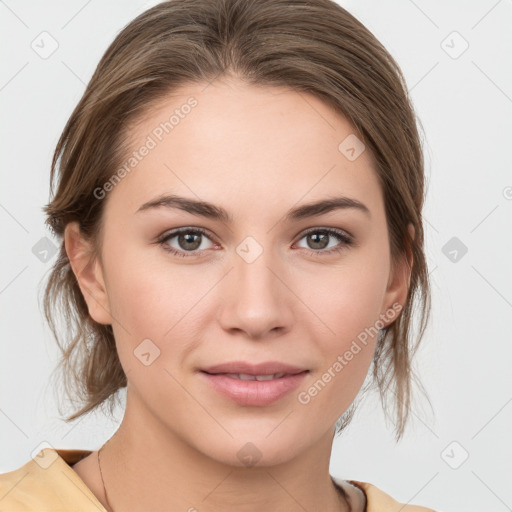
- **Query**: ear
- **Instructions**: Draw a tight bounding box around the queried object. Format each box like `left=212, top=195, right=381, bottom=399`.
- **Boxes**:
left=64, top=221, right=112, bottom=325
left=380, top=223, right=414, bottom=327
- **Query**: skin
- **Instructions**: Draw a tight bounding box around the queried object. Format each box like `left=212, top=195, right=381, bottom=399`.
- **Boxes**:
left=65, top=76, right=413, bottom=512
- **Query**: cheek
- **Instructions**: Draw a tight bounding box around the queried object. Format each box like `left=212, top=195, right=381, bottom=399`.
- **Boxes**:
left=103, top=237, right=170, bottom=318
left=306, top=257, right=389, bottom=345
left=103, top=243, right=211, bottom=358
left=296, top=266, right=385, bottom=420
left=297, top=252, right=389, bottom=404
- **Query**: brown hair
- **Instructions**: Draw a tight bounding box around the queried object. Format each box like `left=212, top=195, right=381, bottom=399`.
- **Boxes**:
left=42, top=0, right=432, bottom=441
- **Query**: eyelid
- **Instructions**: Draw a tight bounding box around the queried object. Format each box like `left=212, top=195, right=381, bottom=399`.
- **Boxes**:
left=158, top=226, right=216, bottom=242
left=296, top=226, right=353, bottom=242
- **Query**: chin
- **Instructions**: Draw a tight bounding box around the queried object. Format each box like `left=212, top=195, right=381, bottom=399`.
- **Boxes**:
left=192, top=426, right=312, bottom=468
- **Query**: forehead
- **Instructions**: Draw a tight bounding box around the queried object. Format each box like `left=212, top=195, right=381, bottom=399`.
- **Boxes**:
left=105, top=78, right=382, bottom=217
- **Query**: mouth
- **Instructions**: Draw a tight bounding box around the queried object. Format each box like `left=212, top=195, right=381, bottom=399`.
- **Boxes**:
left=199, top=361, right=309, bottom=406
left=201, top=360, right=307, bottom=376
left=206, top=372, right=289, bottom=381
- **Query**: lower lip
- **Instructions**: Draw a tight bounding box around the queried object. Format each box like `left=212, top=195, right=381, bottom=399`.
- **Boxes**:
left=200, top=371, right=308, bottom=406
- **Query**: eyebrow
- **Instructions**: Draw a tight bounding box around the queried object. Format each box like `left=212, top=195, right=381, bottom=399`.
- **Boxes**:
left=135, top=194, right=371, bottom=222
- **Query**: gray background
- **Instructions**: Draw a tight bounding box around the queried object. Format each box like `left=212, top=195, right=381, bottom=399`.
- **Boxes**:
left=1, top=1, right=511, bottom=510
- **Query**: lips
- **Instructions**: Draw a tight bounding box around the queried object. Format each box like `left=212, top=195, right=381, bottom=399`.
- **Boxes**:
left=201, top=361, right=307, bottom=376
left=221, top=373, right=286, bottom=381
left=200, top=361, right=309, bottom=406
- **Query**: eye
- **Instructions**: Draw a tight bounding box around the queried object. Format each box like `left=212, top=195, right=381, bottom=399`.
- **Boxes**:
left=157, top=226, right=354, bottom=259
left=295, top=227, right=353, bottom=256
left=157, top=227, right=216, bottom=258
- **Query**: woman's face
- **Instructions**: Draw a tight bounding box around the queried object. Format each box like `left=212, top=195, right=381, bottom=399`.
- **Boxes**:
left=68, top=77, right=410, bottom=466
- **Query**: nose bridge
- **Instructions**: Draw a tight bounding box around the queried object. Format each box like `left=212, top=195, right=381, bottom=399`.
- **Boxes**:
left=234, top=233, right=283, bottom=301
left=219, top=233, right=292, bottom=336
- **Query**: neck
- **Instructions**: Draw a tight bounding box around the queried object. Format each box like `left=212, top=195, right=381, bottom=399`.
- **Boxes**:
left=98, top=389, right=350, bottom=512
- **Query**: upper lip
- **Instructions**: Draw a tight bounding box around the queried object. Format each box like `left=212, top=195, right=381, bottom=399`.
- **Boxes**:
left=201, top=361, right=308, bottom=376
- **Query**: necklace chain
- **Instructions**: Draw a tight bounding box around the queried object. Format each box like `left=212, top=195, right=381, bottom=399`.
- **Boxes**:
left=96, top=434, right=355, bottom=512
left=98, top=439, right=115, bottom=512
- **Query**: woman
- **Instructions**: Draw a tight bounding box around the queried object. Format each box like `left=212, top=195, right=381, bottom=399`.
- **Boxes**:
left=0, top=0, right=438, bottom=510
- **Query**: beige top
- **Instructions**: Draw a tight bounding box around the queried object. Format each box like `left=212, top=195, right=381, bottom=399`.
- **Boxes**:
left=0, top=448, right=438, bottom=511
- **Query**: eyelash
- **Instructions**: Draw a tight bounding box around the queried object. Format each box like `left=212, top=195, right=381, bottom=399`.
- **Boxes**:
left=157, top=226, right=354, bottom=259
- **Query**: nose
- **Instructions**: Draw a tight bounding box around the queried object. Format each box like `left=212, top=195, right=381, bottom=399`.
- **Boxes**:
left=217, top=238, right=294, bottom=340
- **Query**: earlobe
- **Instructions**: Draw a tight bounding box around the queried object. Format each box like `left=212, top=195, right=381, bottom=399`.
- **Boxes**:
left=64, top=221, right=112, bottom=325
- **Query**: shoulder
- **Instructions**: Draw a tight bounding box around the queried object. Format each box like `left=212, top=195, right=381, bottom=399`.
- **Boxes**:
left=333, top=476, right=439, bottom=512
left=0, top=448, right=105, bottom=512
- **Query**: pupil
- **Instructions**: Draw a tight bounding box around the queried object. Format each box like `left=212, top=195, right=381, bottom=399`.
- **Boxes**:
left=309, top=232, right=328, bottom=249
left=180, top=232, right=201, bottom=250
